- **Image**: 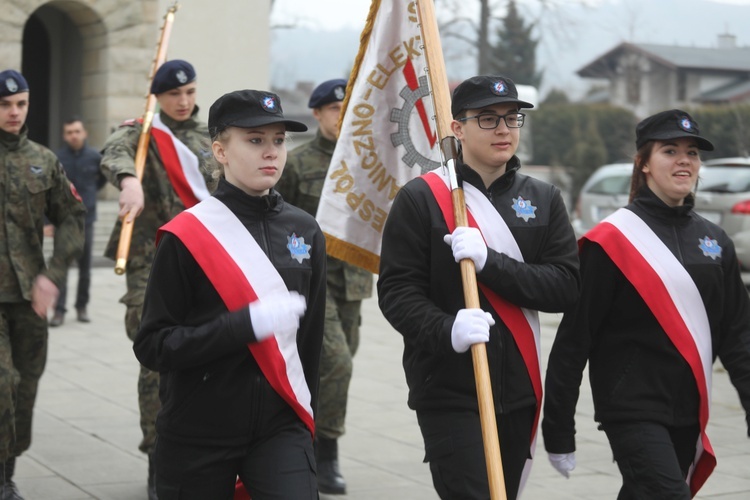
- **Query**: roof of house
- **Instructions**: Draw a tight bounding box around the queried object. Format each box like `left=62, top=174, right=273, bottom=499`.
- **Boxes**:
left=695, top=78, right=750, bottom=103
left=578, top=42, right=750, bottom=77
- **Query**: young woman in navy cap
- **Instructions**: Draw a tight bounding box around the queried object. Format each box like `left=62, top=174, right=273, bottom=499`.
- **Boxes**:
left=134, top=89, right=326, bottom=499
left=543, top=109, right=750, bottom=498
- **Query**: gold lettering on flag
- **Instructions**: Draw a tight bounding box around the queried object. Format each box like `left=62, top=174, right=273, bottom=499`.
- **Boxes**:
left=317, top=0, right=440, bottom=273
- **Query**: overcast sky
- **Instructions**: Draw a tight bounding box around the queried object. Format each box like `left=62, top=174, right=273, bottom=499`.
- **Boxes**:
left=269, top=0, right=750, bottom=98
left=271, top=0, right=750, bottom=31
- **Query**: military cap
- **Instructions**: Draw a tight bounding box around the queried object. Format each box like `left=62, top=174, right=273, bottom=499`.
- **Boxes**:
left=451, top=75, right=533, bottom=118
left=635, top=109, right=714, bottom=151
left=209, top=89, right=308, bottom=137
left=0, top=70, right=29, bottom=98
left=150, top=60, right=196, bottom=95
left=308, top=78, right=347, bottom=108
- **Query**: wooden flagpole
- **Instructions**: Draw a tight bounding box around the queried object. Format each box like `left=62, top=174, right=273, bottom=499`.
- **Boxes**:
left=415, top=1, right=507, bottom=498
left=114, top=3, right=179, bottom=275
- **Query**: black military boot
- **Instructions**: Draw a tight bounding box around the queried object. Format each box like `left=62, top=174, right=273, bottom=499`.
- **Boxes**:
left=1, top=458, right=24, bottom=500
left=147, top=452, right=158, bottom=500
left=316, top=437, right=346, bottom=495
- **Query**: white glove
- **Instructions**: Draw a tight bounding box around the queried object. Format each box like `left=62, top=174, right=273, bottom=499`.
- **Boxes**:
left=443, top=226, right=488, bottom=272
left=249, top=291, right=307, bottom=342
left=548, top=452, right=576, bottom=478
left=451, top=308, right=495, bottom=353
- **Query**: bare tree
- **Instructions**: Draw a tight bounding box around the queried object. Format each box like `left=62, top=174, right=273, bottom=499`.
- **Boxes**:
left=436, top=0, right=590, bottom=76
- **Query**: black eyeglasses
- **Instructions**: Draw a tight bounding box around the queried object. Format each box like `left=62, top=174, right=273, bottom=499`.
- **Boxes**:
left=458, top=112, right=526, bottom=129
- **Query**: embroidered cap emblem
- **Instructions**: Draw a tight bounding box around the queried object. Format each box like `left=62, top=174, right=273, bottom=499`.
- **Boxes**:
left=678, top=117, right=694, bottom=133
left=491, top=80, right=508, bottom=96
left=512, top=196, right=537, bottom=222
left=287, top=233, right=311, bottom=263
left=176, top=70, right=188, bottom=84
left=6, top=78, right=18, bottom=93
left=261, top=96, right=278, bottom=113
left=698, top=236, right=721, bottom=260
left=334, top=86, right=345, bottom=100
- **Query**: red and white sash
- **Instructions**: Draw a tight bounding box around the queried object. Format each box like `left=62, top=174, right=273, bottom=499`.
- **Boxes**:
left=585, top=208, right=715, bottom=496
left=158, top=197, right=315, bottom=436
left=151, top=113, right=211, bottom=208
left=422, top=170, right=542, bottom=480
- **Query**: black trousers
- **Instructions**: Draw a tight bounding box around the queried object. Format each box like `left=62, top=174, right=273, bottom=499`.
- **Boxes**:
left=56, top=222, right=93, bottom=313
left=155, top=408, right=317, bottom=500
left=417, top=406, right=534, bottom=500
left=601, top=421, right=699, bottom=500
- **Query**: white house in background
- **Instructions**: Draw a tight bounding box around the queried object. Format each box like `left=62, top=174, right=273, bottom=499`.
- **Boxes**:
left=2, top=0, right=271, bottom=152
left=577, top=34, right=750, bottom=118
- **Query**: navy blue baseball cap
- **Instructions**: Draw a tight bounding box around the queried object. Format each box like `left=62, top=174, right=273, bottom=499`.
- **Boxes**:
left=308, top=79, right=347, bottom=108
left=150, top=60, right=196, bottom=95
left=451, top=75, right=533, bottom=118
left=209, top=89, right=308, bottom=137
left=635, top=109, right=714, bottom=151
left=0, top=70, right=29, bottom=98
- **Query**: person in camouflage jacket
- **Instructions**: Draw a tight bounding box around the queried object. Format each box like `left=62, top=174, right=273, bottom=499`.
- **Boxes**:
left=275, top=79, right=372, bottom=496
left=100, top=60, right=218, bottom=500
left=0, top=69, right=85, bottom=498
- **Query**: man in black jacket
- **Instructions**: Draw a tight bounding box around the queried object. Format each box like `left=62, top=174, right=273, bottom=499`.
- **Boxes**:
left=378, top=75, right=580, bottom=499
left=50, top=118, right=105, bottom=326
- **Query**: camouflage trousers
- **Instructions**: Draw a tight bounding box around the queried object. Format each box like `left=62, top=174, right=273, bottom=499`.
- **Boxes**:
left=316, top=291, right=361, bottom=440
left=0, top=302, right=48, bottom=462
left=123, top=263, right=160, bottom=455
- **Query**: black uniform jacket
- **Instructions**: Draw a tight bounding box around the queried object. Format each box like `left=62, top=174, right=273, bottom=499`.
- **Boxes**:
left=134, top=179, right=326, bottom=446
left=543, top=187, right=750, bottom=454
left=378, top=158, right=580, bottom=414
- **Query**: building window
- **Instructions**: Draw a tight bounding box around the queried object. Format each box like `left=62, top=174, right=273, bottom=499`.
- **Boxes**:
left=626, top=63, right=640, bottom=105
left=677, top=72, right=686, bottom=101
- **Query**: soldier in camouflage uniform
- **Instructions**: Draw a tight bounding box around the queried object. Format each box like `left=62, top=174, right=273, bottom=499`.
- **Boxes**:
left=276, top=79, right=373, bottom=496
left=0, top=69, right=85, bottom=499
left=100, top=60, right=218, bottom=500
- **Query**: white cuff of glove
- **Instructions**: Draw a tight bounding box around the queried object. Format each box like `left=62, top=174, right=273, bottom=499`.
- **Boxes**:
left=451, top=308, right=495, bottom=353
left=443, top=226, right=488, bottom=272
left=548, top=452, right=576, bottom=478
left=249, top=291, right=307, bottom=342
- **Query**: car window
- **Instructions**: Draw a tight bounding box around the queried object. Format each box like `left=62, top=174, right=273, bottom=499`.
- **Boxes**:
left=699, top=167, right=750, bottom=193
left=587, top=174, right=631, bottom=195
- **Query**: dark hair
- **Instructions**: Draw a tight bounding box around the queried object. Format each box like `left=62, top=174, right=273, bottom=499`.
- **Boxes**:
left=63, top=116, right=84, bottom=126
left=628, top=142, right=654, bottom=203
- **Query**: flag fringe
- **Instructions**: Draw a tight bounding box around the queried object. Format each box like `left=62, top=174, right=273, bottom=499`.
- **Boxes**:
left=324, top=232, right=380, bottom=274
left=336, top=0, right=382, bottom=136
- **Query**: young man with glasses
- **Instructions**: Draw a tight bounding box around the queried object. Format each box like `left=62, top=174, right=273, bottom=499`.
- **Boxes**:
left=378, top=75, right=580, bottom=499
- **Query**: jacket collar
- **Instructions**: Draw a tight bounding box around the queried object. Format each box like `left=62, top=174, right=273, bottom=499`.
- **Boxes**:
left=158, top=105, right=201, bottom=131
left=457, top=155, right=522, bottom=193
left=0, top=125, right=27, bottom=151
left=214, top=177, right=283, bottom=217
left=310, top=129, right=336, bottom=154
left=632, top=185, right=694, bottom=222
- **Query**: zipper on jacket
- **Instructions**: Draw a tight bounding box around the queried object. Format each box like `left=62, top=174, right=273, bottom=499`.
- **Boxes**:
left=672, top=226, right=684, bottom=263
left=259, top=212, right=273, bottom=264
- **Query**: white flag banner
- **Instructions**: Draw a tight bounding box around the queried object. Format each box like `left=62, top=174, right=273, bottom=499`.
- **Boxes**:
left=315, top=0, right=441, bottom=274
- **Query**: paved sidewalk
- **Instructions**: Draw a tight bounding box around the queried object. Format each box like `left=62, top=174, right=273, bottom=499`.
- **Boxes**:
left=13, top=266, right=750, bottom=499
